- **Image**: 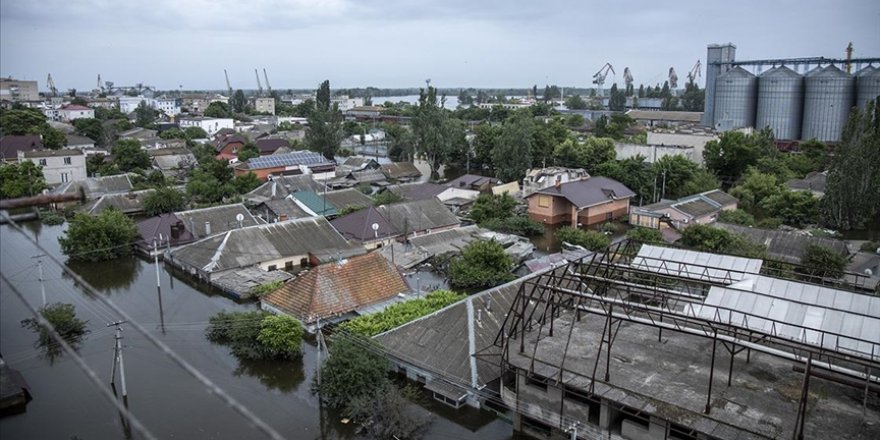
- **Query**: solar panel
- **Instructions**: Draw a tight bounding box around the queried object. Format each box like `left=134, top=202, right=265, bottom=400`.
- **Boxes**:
left=249, top=151, right=331, bottom=170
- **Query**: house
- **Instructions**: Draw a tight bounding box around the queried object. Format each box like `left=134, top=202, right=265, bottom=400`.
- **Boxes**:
left=526, top=176, right=635, bottom=228
left=491, top=181, right=521, bottom=197
left=377, top=225, right=534, bottom=269
left=376, top=198, right=460, bottom=238
left=173, top=204, right=261, bottom=239
left=629, top=189, right=738, bottom=230
left=252, top=197, right=311, bottom=223
left=234, top=151, right=336, bottom=181
left=254, top=138, right=289, bottom=156
left=261, top=252, right=409, bottom=331
left=289, top=191, right=338, bottom=216
left=64, top=135, right=96, bottom=151
left=135, top=213, right=196, bottom=254
left=0, top=355, right=33, bottom=414
left=715, top=223, right=850, bottom=265
left=18, top=149, right=86, bottom=186
left=330, top=206, right=397, bottom=249
left=149, top=148, right=197, bottom=179
left=345, top=106, right=386, bottom=118
left=81, top=189, right=155, bottom=215
left=322, top=188, right=373, bottom=212
left=58, top=104, right=95, bottom=122
left=446, top=174, right=498, bottom=193
left=167, top=217, right=362, bottom=282
left=522, top=167, right=589, bottom=197
left=243, top=174, right=324, bottom=205
left=118, top=127, right=158, bottom=141
left=340, top=156, right=380, bottom=172
left=52, top=174, right=134, bottom=200
left=386, top=183, right=447, bottom=202
left=329, top=168, right=388, bottom=189
left=252, top=97, right=275, bottom=115
left=213, top=133, right=248, bottom=161
left=179, top=117, right=234, bottom=136
left=787, top=171, right=827, bottom=197
left=625, top=109, right=703, bottom=128
left=380, top=162, right=422, bottom=183
left=0, top=135, right=43, bottom=162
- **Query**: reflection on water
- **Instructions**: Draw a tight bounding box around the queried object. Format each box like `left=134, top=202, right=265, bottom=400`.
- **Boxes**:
left=234, top=356, right=305, bottom=393
left=529, top=222, right=564, bottom=253
left=65, top=256, right=142, bottom=293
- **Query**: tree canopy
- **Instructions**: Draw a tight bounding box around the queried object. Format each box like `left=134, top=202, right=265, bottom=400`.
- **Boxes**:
left=447, top=239, right=515, bottom=289
left=492, top=110, right=533, bottom=182
left=305, top=80, right=343, bottom=160
left=0, top=161, right=47, bottom=198
left=112, top=139, right=151, bottom=172
left=143, top=187, right=187, bottom=216
left=58, top=208, right=139, bottom=262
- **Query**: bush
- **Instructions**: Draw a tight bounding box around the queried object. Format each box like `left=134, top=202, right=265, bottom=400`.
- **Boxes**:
left=143, top=187, right=187, bottom=216
left=314, top=335, right=390, bottom=409
left=337, top=204, right=365, bottom=216
left=21, top=303, right=89, bottom=363
left=448, top=240, right=515, bottom=289
left=373, top=190, right=403, bottom=206
left=718, top=209, right=755, bottom=227
left=469, top=193, right=517, bottom=223
left=626, top=227, right=664, bottom=245
left=556, top=227, right=611, bottom=251
left=340, top=290, right=466, bottom=336
left=800, top=245, right=847, bottom=280
left=58, top=208, right=139, bottom=262
left=347, top=385, right=431, bottom=439
left=600, top=222, right=620, bottom=234
left=40, top=210, right=65, bottom=225
left=679, top=224, right=766, bottom=259
left=206, top=310, right=303, bottom=360
left=247, top=280, right=283, bottom=298
left=480, top=216, right=545, bottom=236
left=756, top=217, right=782, bottom=229
left=860, top=241, right=879, bottom=253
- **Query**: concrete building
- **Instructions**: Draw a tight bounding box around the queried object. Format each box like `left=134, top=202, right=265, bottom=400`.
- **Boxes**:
left=86, top=97, right=118, bottom=110
left=331, top=95, right=364, bottom=111
left=526, top=176, right=635, bottom=228
left=118, top=96, right=148, bottom=114
left=178, top=117, right=234, bottom=136
left=523, top=167, right=590, bottom=197
left=151, top=97, right=181, bottom=117
left=0, top=77, right=39, bottom=102
left=646, top=129, right=719, bottom=165
left=252, top=97, right=275, bottom=115
left=629, top=189, right=738, bottom=230
left=18, top=149, right=87, bottom=186
left=58, top=104, right=95, bottom=122
left=613, top=142, right=695, bottom=164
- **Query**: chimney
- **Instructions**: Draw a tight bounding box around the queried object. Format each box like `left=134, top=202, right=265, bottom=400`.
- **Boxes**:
left=476, top=308, right=482, bottom=323
left=279, top=213, right=288, bottom=222
left=555, top=175, right=562, bottom=189
left=205, top=221, right=211, bottom=236
left=485, top=298, right=492, bottom=312
left=170, top=223, right=180, bottom=239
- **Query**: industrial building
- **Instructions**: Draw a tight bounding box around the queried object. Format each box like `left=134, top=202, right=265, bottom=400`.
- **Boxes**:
left=702, top=43, right=880, bottom=142
left=0, top=77, right=40, bottom=103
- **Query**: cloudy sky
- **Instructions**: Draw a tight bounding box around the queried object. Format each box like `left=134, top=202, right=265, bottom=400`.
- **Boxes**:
left=2, top=0, right=878, bottom=92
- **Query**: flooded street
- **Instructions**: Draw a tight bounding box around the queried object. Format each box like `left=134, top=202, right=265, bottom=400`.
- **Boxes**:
left=0, top=222, right=515, bottom=440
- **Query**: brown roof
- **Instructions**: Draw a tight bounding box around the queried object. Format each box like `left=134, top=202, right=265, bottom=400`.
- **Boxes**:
left=529, top=176, right=636, bottom=208
left=263, top=252, right=408, bottom=324
left=255, top=138, right=290, bottom=154
left=213, top=134, right=247, bottom=152
left=0, top=135, right=43, bottom=159
left=380, top=162, right=422, bottom=180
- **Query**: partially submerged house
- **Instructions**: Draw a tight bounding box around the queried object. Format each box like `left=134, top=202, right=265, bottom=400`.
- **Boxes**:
left=525, top=176, right=635, bottom=228
left=322, top=188, right=373, bottom=212
left=81, top=189, right=155, bottom=215
left=252, top=197, right=311, bottom=223
left=715, top=222, right=850, bottom=264
left=629, top=189, right=738, bottom=230
left=149, top=148, right=197, bottom=180
left=52, top=174, right=134, bottom=200
left=377, top=198, right=460, bottom=238
left=243, top=174, right=324, bottom=205
left=173, top=203, right=261, bottom=239
left=136, top=213, right=196, bottom=254
left=522, top=167, right=589, bottom=197
left=380, top=162, right=422, bottom=183
left=262, top=251, right=410, bottom=331
left=330, top=206, right=398, bottom=249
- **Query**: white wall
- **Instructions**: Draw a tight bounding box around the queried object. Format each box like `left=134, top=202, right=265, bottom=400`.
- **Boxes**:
left=21, top=152, right=87, bottom=186
left=646, top=132, right=718, bottom=164
left=614, top=143, right=695, bottom=164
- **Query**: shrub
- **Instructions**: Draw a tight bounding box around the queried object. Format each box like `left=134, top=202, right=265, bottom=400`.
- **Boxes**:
left=143, top=187, right=187, bottom=216
left=206, top=310, right=303, bottom=360
left=626, top=227, right=664, bottom=245
left=448, top=240, right=515, bottom=289
left=373, top=190, right=403, bottom=206
left=314, top=335, right=390, bottom=409
left=340, top=290, right=466, bottom=336
left=718, top=209, right=756, bottom=227
left=21, top=303, right=89, bottom=363
left=247, top=280, right=283, bottom=298
left=58, top=208, right=139, bottom=262
left=556, top=227, right=611, bottom=251
left=480, top=216, right=544, bottom=236
left=680, top=224, right=766, bottom=259
left=40, top=210, right=65, bottom=225
left=800, top=245, right=847, bottom=280
left=860, top=241, right=879, bottom=253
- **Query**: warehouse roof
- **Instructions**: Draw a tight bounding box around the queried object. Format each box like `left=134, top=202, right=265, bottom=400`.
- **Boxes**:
left=631, top=244, right=763, bottom=284
left=376, top=198, right=459, bottom=233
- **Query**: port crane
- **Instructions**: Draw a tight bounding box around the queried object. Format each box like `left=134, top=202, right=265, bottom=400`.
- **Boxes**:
left=263, top=69, right=272, bottom=95
left=686, top=60, right=702, bottom=84
left=224, top=69, right=233, bottom=96
left=668, top=67, right=679, bottom=89
left=47, top=74, right=58, bottom=97
left=592, top=63, right=615, bottom=96
left=255, top=69, right=263, bottom=97
left=623, top=67, right=634, bottom=93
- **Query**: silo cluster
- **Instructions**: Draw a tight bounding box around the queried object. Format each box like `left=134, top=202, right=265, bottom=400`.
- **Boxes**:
left=755, top=66, right=804, bottom=140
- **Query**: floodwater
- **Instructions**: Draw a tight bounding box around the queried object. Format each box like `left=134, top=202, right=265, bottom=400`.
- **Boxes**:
left=0, top=222, right=518, bottom=440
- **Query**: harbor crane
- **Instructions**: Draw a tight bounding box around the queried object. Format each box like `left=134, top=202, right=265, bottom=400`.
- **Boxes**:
left=623, top=67, right=634, bottom=93
left=47, top=74, right=58, bottom=97
left=255, top=69, right=263, bottom=96
left=668, top=67, right=679, bottom=89
left=263, top=69, right=272, bottom=94
left=224, top=69, right=233, bottom=96
left=592, top=63, right=615, bottom=96
left=96, top=74, right=104, bottom=94
left=686, top=60, right=702, bottom=84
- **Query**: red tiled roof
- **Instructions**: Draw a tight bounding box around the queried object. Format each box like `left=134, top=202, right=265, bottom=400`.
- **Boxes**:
left=263, top=252, right=408, bottom=324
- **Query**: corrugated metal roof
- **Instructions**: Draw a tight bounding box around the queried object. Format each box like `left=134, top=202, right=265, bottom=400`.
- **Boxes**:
left=380, top=162, right=422, bottom=179
left=247, top=151, right=333, bottom=170
left=673, top=198, right=718, bottom=218
left=244, top=175, right=324, bottom=204
left=322, top=188, right=372, bottom=210
left=174, top=203, right=261, bottom=239
left=83, top=189, right=154, bottom=215
left=631, top=245, right=763, bottom=284
left=53, top=174, right=134, bottom=199
left=377, top=198, right=460, bottom=233
left=290, top=191, right=337, bottom=216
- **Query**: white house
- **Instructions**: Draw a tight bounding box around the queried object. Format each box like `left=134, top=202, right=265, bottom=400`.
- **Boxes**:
left=58, top=104, right=95, bottom=122
left=151, top=97, right=181, bottom=117
left=118, top=96, right=148, bottom=114
left=178, top=117, right=234, bottom=136
left=19, top=149, right=87, bottom=186
left=331, top=96, right=364, bottom=111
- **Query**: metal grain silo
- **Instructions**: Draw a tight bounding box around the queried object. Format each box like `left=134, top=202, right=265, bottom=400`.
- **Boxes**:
left=713, top=66, right=757, bottom=131
left=756, top=66, right=803, bottom=140
left=856, top=66, right=880, bottom=110
left=802, top=65, right=855, bottom=142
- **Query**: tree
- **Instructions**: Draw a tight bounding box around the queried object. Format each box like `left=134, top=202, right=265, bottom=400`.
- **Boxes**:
left=206, top=311, right=304, bottom=360
left=530, top=117, right=569, bottom=169
left=0, top=161, right=47, bottom=198
left=471, top=123, right=502, bottom=171
left=566, top=114, right=585, bottom=128
left=822, top=101, right=880, bottom=230
left=492, top=110, right=533, bottom=182
left=594, top=155, right=654, bottom=203
left=21, top=303, right=89, bottom=363
left=232, top=172, right=262, bottom=194
left=316, top=81, right=331, bottom=111
left=800, top=245, right=847, bottom=280
left=143, top=187, right=186, bottom=216
left=412, top=86, right=465, bottom=178
left=638, top=84, right=646, bottom=98
left=651, top=155, right=712, bottom=200
left=112, top=139, right=151, bottom=172
left=718, top=209, right=756, bottom=226
left=729, top=168, right=783, bottom=213
left=134, top=101, right=157, bottom=127
left=305, top=81, right=343, bottom=160
left=58, top=208, right=139, bottom=262
left=347, top=385, right=431, bottom=440
left=760, top=189, right=819, bottom=228
left=204, top=102, right=232, bottom=119
left=609, top=83, right=626, bottom=111
left=183, top=126, right=209, bottom=140
left=703, top=129, right=775, bottom=185
left=73, top=118, right=105, bottom=145
left=626, top=227, right=665, bottom=245
left=314, top=335, right=390, bottom=409
left=556, top=227, right=611, bottom=251
left=40, top=125, right=67, bottom=149
left=552, top=137, right=616, bottom=172
left=0, top=108, right=46, bottom=135
left=231, top=90, right=247, bottom=114
left=469, top=193, right=517, bottom=223
left=237, top=143, right=260, bottom=162
left=257, top=315, right=305, bottom=358
left=679, top=224, right=766, bottom=258
left=680, top=80, right=705, bottom=112
left=159, top=128, right=186, bottom=140
left=448, top=240, right=515, bottom=289
left=386, top=124, right=415, bottom=162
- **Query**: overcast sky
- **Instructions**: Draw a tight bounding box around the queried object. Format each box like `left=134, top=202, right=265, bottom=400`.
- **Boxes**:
left=2, top=0, right=878, bottom=92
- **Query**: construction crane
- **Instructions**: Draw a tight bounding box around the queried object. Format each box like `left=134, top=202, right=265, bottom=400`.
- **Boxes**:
left=686, top=60, right=702, bottom=84
left=623, top=67, right=634, bottom=90
left=262, top=68, right=272, bottom=94
left=668, top=67, right=679, bottom=89
left=254, top=69, right=263, bottom=97
left=46, top=74, right=58, bottom=97
left=224, top=69, right=233, bottom=96
left=96, top=74, right=103, bottom=94
left=592, top=63, right=615, bottom=96
left=845, top=42, right=854, bottom=73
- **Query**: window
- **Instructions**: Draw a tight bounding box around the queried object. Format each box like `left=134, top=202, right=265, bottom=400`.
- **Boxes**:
left=63, top=157, right=72, bottom=165
left=267, top=264, right=277, bottom=271
left=299, top=258, right=309, bottom=268
left=284, top=261, right=293, bottom=271
left=39, top=159, right=47, bottom=166
left=538, top=195, right=551, bottom=208
left=525, top=375, right=547, bottom=391
left=61, top=172, right=69, bottom=183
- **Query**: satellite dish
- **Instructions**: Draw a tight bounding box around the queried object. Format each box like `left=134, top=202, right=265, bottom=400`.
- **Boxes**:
left=371, top=223, right=379, bottom=231
left=236, top=213, right=244, bottom=222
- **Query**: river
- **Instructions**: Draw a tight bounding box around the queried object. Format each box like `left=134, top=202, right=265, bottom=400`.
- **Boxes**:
left=0, top=222, right=520, bottom=440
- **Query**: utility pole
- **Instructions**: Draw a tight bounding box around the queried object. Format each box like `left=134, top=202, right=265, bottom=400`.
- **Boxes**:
left=565, top=422, right=580, bottom=440
left=661, top=170, right=667, bottom=201
left=108, top=320, right=132, bottom=438
left=153, top=240, right=165, bottom=334
left=32, top=255, right=46, bottom=306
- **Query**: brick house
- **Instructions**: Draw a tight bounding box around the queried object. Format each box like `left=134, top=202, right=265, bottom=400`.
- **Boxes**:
left=213, top=133, right=247, bottom=161
left=525, top=176, right=635, bottom=228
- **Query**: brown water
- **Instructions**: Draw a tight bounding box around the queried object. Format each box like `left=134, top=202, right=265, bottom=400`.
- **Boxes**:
left=0, top=222, right=518, bottom=440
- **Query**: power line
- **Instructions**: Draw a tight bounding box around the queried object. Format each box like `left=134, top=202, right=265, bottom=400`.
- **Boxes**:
left=3, top=216, right=286, bottom=440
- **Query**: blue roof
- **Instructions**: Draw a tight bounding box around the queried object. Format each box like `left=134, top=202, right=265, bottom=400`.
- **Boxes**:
left=247, top=151, right=332, bottom=170
left=291, top=191, right=337, bottom=216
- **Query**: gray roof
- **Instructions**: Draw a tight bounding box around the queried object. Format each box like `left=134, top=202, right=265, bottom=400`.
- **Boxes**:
left=53, top=174, right=133, bottom=199
left=258, top=198, right=311, bottom=220
left=380, top=162, right=422, bottom=180
left=673, top=198, right=719, bottom=218
left=169, top=217, right=360, bottom=273
left=377, top=198, right=460, bottom=233
left=152, top=153, right=196, bottom=171
left=446, top=174, right=496, bottom=189
left=530, top=176, right=636, bottom=208
left=348, top=169, right=386, bottom=184
left=65, top=134, right=95, bottom=147
left=786, top=171, right=827, bottom=194
left=342, top=156, right=379, bottom=169
left=389, top=183, right=447, bottom=201
left=699, top=189, right=738, bottom=207
left=82, top=189, right=154, bottom=215
left=330, top=206, right=395, bottom=242
left=632, top=244, right=763, bottom=284
left=322, top=188, right=373, bottom=210
left=244, top=175, right=324, bottom=204
left=716, top=223, right=849, bottom=264
left=174, top=203, right=262, bottom=239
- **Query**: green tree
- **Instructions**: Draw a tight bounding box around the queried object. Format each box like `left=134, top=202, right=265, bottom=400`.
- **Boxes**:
left=314, top=335, right=390, bottom=409
left=800, top=245, right=847, bottom=280
left=556, top=227, right=611, bottom=251
left=21, top=302, right=89, bottom=363
left=566, top=114, right=586, bottom=128
left=112, top=139, right=151, bottom=172
left=204, top=102, right=232, bottom=119
left=608, top=83, right=626, bottom=111
left=143, top=187, right=186, bottom=216
left=594, top=155, right=654, bottom=203
left=58, top=208, right=139, bottom=262
left=448, top=240, right=515, bottom=289
left=703, top=129, right=775, bottom=185
left=0, top=161, right=47, bottom=198
left=822, top=101, right=880, bottom=230
left=257, top=315, right=305, bottom=358
left=206, top=311, right=304, bottom=360
left=760, top=190, right=819, bottom=228
left=386, top=124, right=416, bottom=162
left=305, top=81, right=343, bottom=160
left=469, top=193, right=517, bottom=223
left=680, top=80, right=704, bottom=112
left=679, top=224, right=766, bottom=258
left=134, top=101, right=157, bottom=128
left=729, top=168, right=783, bottom=213
left=626, top=227, right=665, bottom=245
left=40, top=125, right=67, bottom=149
left=372, top=190, right=403, bottom=206
left=184, top=126, right=209, bottom=140
left=718, top=209, right=756, bottom=226
left=565, top=94, right=588, bottom=110
left=159, top=128, right=186, bottom=140
left=552, top=137, right=616, bottom=172
left=316, top=81, right=331, bottom=111
left=73, top=118, right=105, bottom=145
left=237, top=143, right=260, bottom=162
left=530, top=117, right=569, bottom=169
left=0, top=108, right=46, bottom=135
left=232, top=172, right=262, bottom=194
left=492, top=110, right=533, bottom=182
left=187, top=159, right=236, bottom=204
left=650, top=155, right=712, bottom=200
left=471, top=123, right=502, bottom=171
left=231, top=90, right=247, bottom=114
left=412, top=86, right=466, bottom=178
